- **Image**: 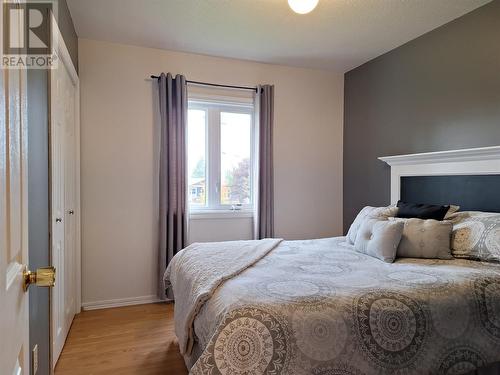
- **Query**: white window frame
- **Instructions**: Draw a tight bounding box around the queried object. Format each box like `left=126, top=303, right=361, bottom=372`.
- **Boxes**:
left=188, top=98, right=255, bottom=214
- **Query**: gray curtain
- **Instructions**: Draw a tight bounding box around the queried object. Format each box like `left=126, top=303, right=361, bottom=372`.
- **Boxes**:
left=254, top=85, right=275, bottom=239
left=158, top=73, right=188, bottom=300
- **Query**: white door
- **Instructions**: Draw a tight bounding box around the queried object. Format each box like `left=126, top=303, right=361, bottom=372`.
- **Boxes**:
left=0, top=2, right=30, bottom=373
left=50, top=55, right=67, bottom=364
left=50, top=16, right=80, bottom=367
left=63, top=70, right=77, bottom=346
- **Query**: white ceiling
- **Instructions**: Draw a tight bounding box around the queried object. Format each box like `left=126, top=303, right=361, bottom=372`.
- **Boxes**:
left=66, top=0, right=491, bottom=72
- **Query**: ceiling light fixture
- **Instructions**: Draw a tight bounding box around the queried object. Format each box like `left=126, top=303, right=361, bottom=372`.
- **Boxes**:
left=288, top=0, right=319, bottom=14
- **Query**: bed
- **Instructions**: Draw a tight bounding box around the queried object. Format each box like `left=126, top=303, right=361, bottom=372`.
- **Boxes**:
left=165, top=147, right=500, bottom=374
left=166, top=236, right=500, bottom=374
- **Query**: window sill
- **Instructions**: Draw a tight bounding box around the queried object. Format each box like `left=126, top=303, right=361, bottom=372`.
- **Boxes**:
left=189, top=210, right=254, bottom=220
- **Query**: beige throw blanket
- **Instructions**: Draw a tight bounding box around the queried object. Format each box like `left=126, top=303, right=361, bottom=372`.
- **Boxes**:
left=164, top=238, right=282, bottom=355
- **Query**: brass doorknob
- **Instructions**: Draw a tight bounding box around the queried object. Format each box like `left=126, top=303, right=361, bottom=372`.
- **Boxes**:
left=23, top=266, right=56, bottom=291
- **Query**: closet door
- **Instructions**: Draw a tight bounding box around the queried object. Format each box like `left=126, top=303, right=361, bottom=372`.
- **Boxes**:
left=50, top=16, right=79, bottom=368
left=51, top=50, right=67, bottom=365
left=63, top=73, right=76, bottom=335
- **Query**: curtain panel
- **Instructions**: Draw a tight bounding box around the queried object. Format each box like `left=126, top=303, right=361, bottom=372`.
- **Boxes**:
left=158, top=72, right=188, bottom=300
left=254, top=85, right=275, bottom=239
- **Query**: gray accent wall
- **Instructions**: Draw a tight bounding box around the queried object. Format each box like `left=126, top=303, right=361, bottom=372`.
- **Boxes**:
left=343, top=0, right=500, bottom=233
left=28, top=68, right=50, bottom=375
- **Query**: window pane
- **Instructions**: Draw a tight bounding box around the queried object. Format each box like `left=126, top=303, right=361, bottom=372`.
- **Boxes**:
left=220, top=112, right=252, bottom=205
left=188, top=109, right=206, bottom=206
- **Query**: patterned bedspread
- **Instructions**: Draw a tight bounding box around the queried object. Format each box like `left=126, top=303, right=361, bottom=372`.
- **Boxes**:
left=173, top=237, right=500, bottom=374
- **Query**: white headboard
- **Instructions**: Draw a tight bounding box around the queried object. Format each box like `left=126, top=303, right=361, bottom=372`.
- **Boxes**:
left=378, top=146, right=500, bottom=205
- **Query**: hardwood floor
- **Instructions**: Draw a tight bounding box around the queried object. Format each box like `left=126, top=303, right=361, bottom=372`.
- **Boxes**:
left=55, top=303, right=188, bottom=375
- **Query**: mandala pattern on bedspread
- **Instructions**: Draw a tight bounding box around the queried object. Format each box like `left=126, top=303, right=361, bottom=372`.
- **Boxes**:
left=386, top=270, right=449, bottom=289
left=430, top=288, right=471, bottom=339
left=474, top=276, right=500, bottom=341
left=438, top=346, right=488, bottom=375
left=311, top=363, right=364, bottom=375
left=255, top=278, right=334, bottom=309
left=191, top=306, right=292, bottom=375
left=292, top=305, right=348, bottom=362
left=354, top=291, right=428, bottom=370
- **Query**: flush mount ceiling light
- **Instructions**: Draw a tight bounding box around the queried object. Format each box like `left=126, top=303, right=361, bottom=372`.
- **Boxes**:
left=288, top=0, right=319, bottom=14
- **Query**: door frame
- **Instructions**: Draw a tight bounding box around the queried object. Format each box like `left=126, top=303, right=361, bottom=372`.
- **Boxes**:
left=49, top=12, right=81, bottom=367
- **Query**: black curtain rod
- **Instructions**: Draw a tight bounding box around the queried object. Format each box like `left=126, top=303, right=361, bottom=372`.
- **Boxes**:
left=150, top=75, right=258, bottom=92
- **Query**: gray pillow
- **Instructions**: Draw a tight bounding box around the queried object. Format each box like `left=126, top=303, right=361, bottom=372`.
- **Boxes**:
left=390, top=218, right=453, bottom=259
left=347, top=206, right=398, bottom=244
left=354, top=218, right=404, bottom=263
left=449, top=211, right=500, bottom=262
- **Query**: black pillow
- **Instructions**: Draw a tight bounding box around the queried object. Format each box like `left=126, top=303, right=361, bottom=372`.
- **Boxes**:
left=396, top=201, right=450, bottom=220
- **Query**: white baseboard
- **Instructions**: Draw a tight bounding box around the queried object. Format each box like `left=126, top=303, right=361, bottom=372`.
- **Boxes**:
left=82, top=295, right=162, bottom=311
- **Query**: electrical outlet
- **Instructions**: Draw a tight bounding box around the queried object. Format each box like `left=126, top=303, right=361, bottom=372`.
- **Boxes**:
left=32, top=345, right=38, bottom=375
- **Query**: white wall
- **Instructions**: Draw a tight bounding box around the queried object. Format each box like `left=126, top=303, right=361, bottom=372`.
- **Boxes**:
left=79, top=38, right=344, bottom=307
left=189, top=215, right=254, bottom=243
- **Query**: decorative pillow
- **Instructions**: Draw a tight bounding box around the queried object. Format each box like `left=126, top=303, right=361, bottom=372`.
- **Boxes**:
left=450, top=211, right=500, bottom=262
left=444, top=205, right=460, bottom=219
left=397, top=201, right=450, bottom=220
left=354, top=218, right=404, bottom=263
left=390, top=218, right=453, bottom=259
left=346, top=206, right=398, bottom=244
left=446, top=210, right=481, bottom=223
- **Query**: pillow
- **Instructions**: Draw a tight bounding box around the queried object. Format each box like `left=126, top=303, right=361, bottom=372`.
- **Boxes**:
left=354, top=218, right=404, bottom=263
left=444, top=205, right=460, bottom=219
left=450, top=211, right=500, bottom=262
left=390, top=218, right=453, bottom=259
left=446, top=210, right=482, bottom=223
left=346, top=206, right=398, bottom=244
left=396, top=201, right=450, bottom=220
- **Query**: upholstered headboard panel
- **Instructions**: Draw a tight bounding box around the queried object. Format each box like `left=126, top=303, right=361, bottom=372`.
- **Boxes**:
left=400, top=175, right=500, bottom=213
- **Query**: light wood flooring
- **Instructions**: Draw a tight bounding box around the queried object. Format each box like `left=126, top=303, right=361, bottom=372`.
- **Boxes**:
left=55, top=303, right=188, bottom=375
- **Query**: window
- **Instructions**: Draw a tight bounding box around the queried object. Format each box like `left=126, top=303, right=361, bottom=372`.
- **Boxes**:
left=187, top=99, right=254, bottom=211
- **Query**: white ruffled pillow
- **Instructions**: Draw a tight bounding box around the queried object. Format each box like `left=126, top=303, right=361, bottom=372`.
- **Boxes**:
left=346, top=206, right=398, bottom=244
